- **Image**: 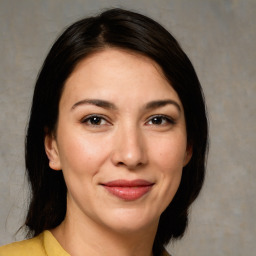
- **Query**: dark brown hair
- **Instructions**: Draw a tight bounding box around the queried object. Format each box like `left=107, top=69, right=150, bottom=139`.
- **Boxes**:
left=25, top=8, right=208, bottom=256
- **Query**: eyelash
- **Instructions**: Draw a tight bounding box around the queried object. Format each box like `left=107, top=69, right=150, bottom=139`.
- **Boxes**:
left=146, top=115, right=176, bottom=126
left=80, top=114, right=110, bottom=126
left=81, top=114, right=175, bottom=127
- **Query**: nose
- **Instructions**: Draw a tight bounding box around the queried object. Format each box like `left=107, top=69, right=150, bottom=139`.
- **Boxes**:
left=111, top=125, right=148, bottom=170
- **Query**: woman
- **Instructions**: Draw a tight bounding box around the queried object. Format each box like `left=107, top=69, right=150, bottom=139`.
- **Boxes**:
left=0, top=8, right=208, bottom=256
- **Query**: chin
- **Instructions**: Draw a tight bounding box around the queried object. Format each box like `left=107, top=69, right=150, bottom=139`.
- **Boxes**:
left=102, top=208, right=159, bottom=234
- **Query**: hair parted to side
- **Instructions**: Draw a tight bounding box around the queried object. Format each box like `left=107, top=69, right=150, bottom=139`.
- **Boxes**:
left=25, top=8, right=208, bottom=256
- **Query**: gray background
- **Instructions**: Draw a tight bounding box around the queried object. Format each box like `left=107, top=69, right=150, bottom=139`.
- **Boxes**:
left=0, top=0, right=255, bottom=255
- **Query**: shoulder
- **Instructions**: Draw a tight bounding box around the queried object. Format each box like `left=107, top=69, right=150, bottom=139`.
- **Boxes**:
left=0, top=233, right=46, bottom=256
left=0, top=230, right=70, bottom=256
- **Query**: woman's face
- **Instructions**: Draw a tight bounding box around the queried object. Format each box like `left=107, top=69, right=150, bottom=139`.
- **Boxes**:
left=45, top=48, right=191, bottom=234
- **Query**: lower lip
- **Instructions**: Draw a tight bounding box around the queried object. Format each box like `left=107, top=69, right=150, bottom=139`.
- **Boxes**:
left=103, top=185, right=152, bottom=201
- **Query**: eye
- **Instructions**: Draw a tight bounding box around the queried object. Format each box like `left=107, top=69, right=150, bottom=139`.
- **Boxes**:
left=146, top=115, right=175, bottom=126
left=81, top=115, right=109, bottom=126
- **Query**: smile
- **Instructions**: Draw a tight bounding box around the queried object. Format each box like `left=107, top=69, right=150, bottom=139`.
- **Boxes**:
left=102, top=179, right=154, bottom=201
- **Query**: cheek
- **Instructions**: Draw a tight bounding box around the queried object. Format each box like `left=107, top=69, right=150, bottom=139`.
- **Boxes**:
left=152, top=134, right=187, bottom=172
left=57, top=132, right=110, bottom=176
left=151, top=134, right=187, bottom=201
left=57, top=134, right=109, bottom=204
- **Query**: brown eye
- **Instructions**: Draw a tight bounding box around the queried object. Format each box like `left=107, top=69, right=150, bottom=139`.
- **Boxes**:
left=81, top=115, right=108, bottom=126
left=146, top=115, right=175, bottom=126
left=88, top=116, right=102, bottom=125
left=151, top=117, right=164, bottom=125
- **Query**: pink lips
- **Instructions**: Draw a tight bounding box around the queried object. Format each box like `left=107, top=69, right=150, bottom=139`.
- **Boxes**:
left=102, top=179, right=154, bottom=201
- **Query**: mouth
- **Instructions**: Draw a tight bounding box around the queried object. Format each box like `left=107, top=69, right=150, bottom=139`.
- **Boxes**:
left=101, top=179, right=154, bottom=201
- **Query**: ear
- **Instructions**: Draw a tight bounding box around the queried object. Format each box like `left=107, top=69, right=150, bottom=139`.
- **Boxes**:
left=183, top=144, right=193, bottom=167
left=44, top=133, right=62, bottom=171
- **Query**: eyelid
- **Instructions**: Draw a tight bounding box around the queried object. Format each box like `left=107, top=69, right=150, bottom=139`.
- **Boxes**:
left=80, top=114, right=111, bottom=126
left=145, top=114, right=176, bottom=125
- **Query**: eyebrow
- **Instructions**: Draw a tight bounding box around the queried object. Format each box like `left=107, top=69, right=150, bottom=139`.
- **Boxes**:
left=71, top=99, right=181, bottom=112
left=71, top=99, right=117, bottom=110
left=145, top=100, right=181, bottom=112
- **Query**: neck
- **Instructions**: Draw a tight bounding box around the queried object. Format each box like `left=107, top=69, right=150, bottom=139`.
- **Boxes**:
left=51, top=202, right=158, bottom=256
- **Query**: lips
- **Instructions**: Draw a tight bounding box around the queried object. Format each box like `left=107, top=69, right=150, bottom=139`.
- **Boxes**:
left=102, top=179, right=154, bottom=201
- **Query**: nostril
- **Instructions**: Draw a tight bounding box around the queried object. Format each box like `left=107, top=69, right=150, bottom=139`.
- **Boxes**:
left=116, top=160, right=144, bottom=169
left=110, top=137, right=148, bottom=169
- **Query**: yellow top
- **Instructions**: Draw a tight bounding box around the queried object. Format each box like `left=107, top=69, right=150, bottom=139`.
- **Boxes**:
left=0, top=230, right=171, bottom=256
left=0, top=230, right=69, bottom=256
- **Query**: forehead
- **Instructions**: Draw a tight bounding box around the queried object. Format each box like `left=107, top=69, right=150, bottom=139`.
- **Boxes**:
left=71, top=48, right=166, bottom=81
left=61, top=48, right=181, bottom=107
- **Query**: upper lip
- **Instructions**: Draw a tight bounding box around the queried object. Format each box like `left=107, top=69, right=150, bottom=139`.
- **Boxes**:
left=102, top=179, right=154, bottom=187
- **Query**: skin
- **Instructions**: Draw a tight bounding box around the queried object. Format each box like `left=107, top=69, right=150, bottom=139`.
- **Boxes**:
left=45, top=48, right=192, bottom=256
